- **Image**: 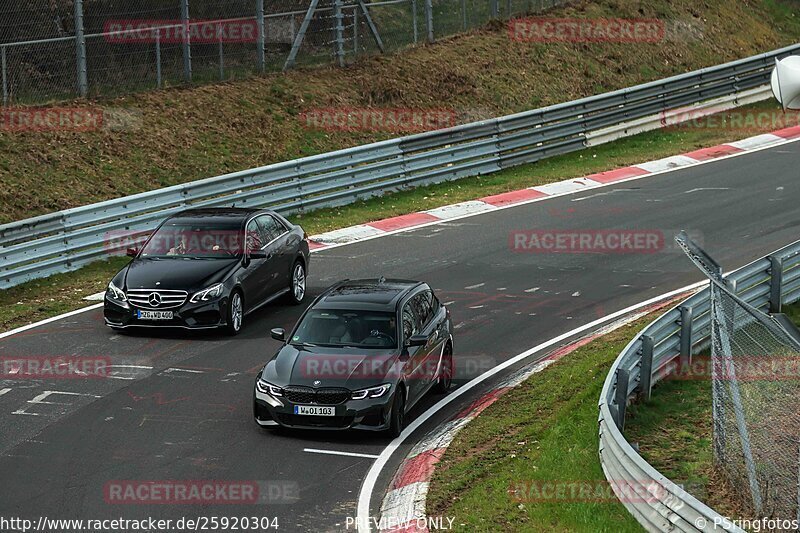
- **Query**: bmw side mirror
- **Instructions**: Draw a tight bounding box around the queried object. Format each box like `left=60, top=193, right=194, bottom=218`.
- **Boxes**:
left=271, top=328, right=286, bottom=342
left=407, top=334, right=428, bottom=347
left=126, top=247, right=139, bottom=257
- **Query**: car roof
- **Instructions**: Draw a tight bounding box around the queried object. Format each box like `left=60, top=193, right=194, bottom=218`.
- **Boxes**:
left=170, top=207, right=263, bottom=220
left=314, top=279, right=425, bottom=311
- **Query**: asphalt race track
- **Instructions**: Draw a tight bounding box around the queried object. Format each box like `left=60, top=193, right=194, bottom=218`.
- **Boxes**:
left=1, top=141, right=799, bottom=532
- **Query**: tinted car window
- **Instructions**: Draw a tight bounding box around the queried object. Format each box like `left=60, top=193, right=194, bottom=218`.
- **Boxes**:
left=257, top=215, right=284, bottom=243
left=402, top=303, right=418, bottom=340
left=245, top=219, right=264, bottom=252
left=410, top=290, right=434, bottom=328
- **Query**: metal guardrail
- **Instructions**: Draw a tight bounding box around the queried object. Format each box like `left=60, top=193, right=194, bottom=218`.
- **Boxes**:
left=1, top=42, right=799, bottom=289
left=598, top=239, right=800, bottom=532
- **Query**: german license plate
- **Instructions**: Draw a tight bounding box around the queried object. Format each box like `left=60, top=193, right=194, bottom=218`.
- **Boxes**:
left=137, top=310, right=173, bottom=320
left=294, top=405, right=334, bottom=416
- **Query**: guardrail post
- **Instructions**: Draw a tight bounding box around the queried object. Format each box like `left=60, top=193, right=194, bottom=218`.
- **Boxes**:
left=640, top=335, right=654, bottom=402
left=256, top=0, right=266, bottom=73
left=769, top=255, right=783, bottom=313
left=614, top=368, right=630, bottom=431
left=74, top=0, right=88, bottom=97
left=679, top=305, right=693, bottom=370
left=180, top=0, right=192, bottom=82
left=334, top=0, right=345, bottom=67
left=424, top=0, right=434, bottom=43
left=1, top=45, right=7, bottom=106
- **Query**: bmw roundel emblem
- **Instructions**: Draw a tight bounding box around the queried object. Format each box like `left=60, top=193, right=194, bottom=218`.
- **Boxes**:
left=313, top=380, right=321, bottom=386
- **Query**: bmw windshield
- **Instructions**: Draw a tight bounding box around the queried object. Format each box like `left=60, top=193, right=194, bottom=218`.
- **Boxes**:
left=291, top=309, right=398, bottom=349
left=140, top=220, right=246, bottom=259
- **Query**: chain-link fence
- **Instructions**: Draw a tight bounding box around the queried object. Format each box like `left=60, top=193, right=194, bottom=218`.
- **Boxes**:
left=0, top=0, right=567, bottom=105
left=678, top=232, right=800, bottom=522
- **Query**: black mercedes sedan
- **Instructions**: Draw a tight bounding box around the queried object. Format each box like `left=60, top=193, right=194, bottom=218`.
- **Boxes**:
left=253, top=279, right=454, bottom=437
left=104, top=208, right=310, bottom=335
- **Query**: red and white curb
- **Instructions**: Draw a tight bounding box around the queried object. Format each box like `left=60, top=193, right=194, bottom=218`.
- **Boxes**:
left=374, top=294, right=696, bottom=533
left=307, top=126, right=800, bottom=251
left=82, top=126, right=800, bottom=302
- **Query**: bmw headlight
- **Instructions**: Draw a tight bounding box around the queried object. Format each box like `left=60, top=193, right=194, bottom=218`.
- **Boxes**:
left=106, top=281, right=129, bottom=307
left=257, top=380, right=284, bottom=397
left=351, top=383, right=391, bottom=400
left=190, top=283, right=224, bottom=303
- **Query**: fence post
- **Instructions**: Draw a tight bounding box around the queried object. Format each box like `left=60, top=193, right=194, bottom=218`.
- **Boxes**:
left=218, top=23, right=225, bottom=80
left=506, top=0, right=511, bottom=18
left=74, top=0, right=88, bottom=97
left=411, top=0, right=418, bottom=43
left=353, top=8, right=359, bottom=55
left=769, top=255, right=783, bottom=313
left=614, top=368, right=630, bottom=431
left=334, top=0, right=345, bottom=67
left=640, top=335, right=654, bottom=402
left=490, top=0, right=499, bottom=19
left=155, top=31, right=162, bottom=88
left=424, top=0, right=434, bottom=43
left=256, top=0, right=265, bottom=72
left=1, top=46, right=7, bottom=106
left=180, top=0, right=192, bottom=82
left=679, top=305, right=693, bottom=370
left=461, top=0, right=467, bottom=30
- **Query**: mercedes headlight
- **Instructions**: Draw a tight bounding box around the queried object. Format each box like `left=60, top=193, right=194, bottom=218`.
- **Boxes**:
left=351, top=383, right=391, bottom=400
left=190, top=283, right=224, bottom=303
left=106, top=281, right=128, bottom=307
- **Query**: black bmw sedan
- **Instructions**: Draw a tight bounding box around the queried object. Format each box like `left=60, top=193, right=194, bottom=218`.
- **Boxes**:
left=253, top=279, right=454, bottom=437
left=104, top=208, right=310, bottom=335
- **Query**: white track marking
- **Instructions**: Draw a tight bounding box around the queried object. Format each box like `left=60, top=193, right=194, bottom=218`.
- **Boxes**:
left=424, top=201, right=496, bottom=220
left=727, top=133, right=784, bottom=150
left=304, top=448, right=380, bottom=460
left=464, top=283, right=485, bottom=289
left=12, top=390, right=102, bottom=416
left=530, top=178, right=602, bottom=196
left=313, top=224, right=385, bottom=245
left=0, top=388, right=11, bottom=397
left=634, top=155, right=698, bottom=173
left=356, top=280, right=708, bottom=532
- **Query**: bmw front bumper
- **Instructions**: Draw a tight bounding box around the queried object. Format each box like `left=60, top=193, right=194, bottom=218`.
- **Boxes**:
left=252, top=384, right=394, bottom=432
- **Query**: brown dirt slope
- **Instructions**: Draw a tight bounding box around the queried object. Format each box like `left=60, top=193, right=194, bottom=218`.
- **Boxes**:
left=0, top=0, right=798, bottom=224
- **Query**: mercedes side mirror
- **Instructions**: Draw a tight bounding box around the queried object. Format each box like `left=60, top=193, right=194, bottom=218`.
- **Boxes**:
left=271, top=328, right=286, bottom=342
left=406, top=334, right=428, bottom=347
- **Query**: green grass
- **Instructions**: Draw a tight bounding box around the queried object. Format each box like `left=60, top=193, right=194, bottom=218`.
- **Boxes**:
left=425, top=317, right=658, bottom=532
left=0, top=98, right=790, bottom=333
left=624, top=302, right=800, bottom=520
